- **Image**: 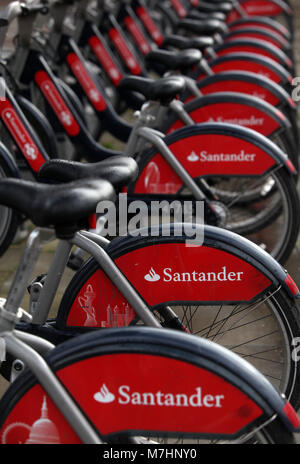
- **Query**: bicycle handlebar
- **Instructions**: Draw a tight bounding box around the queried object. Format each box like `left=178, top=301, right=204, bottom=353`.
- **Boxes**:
left=21, top=3, right=50, bottom=16
left=0, top=1, right=49, bottom=56
left=0, top=2, right=49, bottom=26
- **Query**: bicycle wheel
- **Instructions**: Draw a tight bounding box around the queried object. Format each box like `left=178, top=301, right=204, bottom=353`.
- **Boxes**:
left=129, top=124, right=300, bottom=264
left=0, top=328, right=296, bottom=444
left=213, top=38, right=293, bottom=73
left=163, top=93, right=299, bottom=171
left=194, top=72, right=298, bottom=141
left=228, top=17, right=291, bottom=41
left=55, top=229, right=300, bottom=410
left=199, top=53, right=292, bottom=93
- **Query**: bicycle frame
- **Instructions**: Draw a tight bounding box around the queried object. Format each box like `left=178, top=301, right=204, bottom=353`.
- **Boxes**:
left=132, top=0, right=164, bottom=47
left=0, top=4, right=123, bottom=159
left=17, top=48, right=124, bottom=156
left=100, top=10, right=147, bottom=77
left=116, top=3, right=154, bottom=58
left=0, top=82, right=49, bottom=176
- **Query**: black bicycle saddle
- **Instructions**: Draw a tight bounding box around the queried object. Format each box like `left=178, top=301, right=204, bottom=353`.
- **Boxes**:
left=118, top=75, right=186, bottom=104
left=146, top=48, right=202, bottom=74
left=162, top=34, right=214, bottom=52
left=177, top=18, right=229, bottom=36
left=38, top=156, right=139, bottom=189
left=195, top=1, right=233, bottom=14
left=0, top=178, right=115, bottom=229
left=187, top=11, right=226, bottom=22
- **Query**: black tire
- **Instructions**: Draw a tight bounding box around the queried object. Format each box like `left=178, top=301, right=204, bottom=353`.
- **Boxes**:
left=228, top=17, right=291, bottom=41
left=269, top=129, right=298, bottom=172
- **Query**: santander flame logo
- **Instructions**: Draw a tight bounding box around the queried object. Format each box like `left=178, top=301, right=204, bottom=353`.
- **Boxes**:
left=187, top=151, right=199, bottom=162
left=94, top=384, right=116, bottom=404
left=144, top=268, right=161, bottom=282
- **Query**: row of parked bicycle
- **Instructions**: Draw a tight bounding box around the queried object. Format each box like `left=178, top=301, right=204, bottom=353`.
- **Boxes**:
left=0, top=0, right=299, bottom=445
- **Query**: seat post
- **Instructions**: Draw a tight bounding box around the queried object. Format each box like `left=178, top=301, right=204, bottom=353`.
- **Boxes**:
left=32, top=239, right=73, bottom=325
left=1, top=229, right=54, bottom=327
